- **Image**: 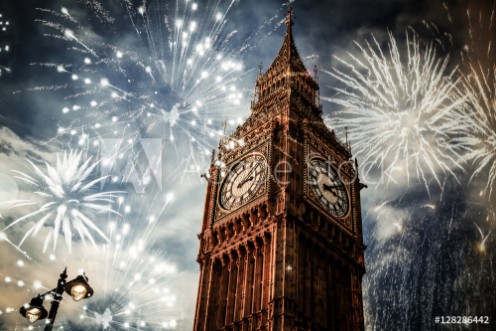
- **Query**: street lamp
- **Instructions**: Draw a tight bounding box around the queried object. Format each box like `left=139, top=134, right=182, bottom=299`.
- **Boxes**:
left=65, top=275, right=94, bottom=301
left=19, top=295, right=48, bottom=323
left=19, top=268, right=94, bottom=331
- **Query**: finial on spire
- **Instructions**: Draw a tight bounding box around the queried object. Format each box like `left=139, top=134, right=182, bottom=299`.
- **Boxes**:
left=258, top=62, right=263, bottom=75
left=344, top=127, right=352, bottom=151
left=285, top=6, right=294, bottom=31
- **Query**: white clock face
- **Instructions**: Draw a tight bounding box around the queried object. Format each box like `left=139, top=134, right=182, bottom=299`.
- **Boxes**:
left=309, top=158, right=349, bottom=217
left=219, top=154, right=267, bottom=210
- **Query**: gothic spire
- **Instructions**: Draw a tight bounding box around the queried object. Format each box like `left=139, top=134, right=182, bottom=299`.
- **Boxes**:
left=251, top=6, right=320, bottom=113
left=253, top=6, right=318, bottom=107
left=262, top=6, right=308, bottom=77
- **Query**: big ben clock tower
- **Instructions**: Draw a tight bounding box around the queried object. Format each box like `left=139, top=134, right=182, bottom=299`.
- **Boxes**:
left=193, top=8, right=366, bottom=331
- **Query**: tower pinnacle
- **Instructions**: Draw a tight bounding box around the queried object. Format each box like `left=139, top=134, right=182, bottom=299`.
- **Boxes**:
left=284, top=6, right=294, bottom=31
left=253, top=7, right=319, bottom=109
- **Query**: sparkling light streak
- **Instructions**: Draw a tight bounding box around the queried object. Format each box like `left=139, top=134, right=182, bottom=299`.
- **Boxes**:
left=0, top=231, right=32, bottom=260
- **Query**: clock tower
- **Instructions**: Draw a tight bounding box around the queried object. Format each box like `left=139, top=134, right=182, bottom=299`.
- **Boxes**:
left=193, top=8, right=366, bottom=331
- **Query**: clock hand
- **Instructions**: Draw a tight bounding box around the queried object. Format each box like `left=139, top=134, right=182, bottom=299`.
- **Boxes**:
left=237, top=162, right=261, bottom=188
left=322, top=183, right=341, bottom=193
left=237, top=175, right=254, bottom=188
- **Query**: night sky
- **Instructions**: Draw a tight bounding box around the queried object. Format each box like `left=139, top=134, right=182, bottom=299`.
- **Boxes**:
left=0, top=0, right=495, bottom=330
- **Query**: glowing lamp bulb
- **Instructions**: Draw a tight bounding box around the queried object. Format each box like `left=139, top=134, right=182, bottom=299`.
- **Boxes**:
left=70, top=284, right=88, bottom=301
left=20, top=295, right=48, bottom=323
left=26, top=308, right=42, bottom=323
left=65, top=274, right=94, bottom=301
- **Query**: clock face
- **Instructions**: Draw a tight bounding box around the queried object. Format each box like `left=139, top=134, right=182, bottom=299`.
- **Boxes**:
left=219, top=154, right=268, bottom=210
left=309, top=158, right=349, bottom=217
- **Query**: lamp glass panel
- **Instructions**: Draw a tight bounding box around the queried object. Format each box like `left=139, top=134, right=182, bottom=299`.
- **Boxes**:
left=26, top=307, right=41, bottom=323
left=70, top=284, right=88, bottom=301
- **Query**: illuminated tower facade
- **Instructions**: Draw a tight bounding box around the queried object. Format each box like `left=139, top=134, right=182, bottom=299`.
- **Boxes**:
left=193, top=8, right=365, bottom=331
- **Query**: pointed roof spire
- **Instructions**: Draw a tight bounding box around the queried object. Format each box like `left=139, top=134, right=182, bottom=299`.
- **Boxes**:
left=252, top=6, right=319, bottom=111
left=261, top=6, right=309, bottom=78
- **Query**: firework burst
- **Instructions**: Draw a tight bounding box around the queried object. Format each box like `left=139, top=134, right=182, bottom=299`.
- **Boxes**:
left=4, top=150, right=121, bottom=252
left=32, top=0, right=248, bottom=173
left=79, top=192, right=184, bottom=330
left=83, top=244, right=181, bottom=330
left=456, top=66, right=496, bottom=196
left=450, top=3, right=496, bottom=197
left=325, top=30, right=466, bottom=191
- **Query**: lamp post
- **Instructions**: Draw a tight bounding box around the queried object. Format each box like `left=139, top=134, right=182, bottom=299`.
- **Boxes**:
left=19, top=268, right=94, bottom=331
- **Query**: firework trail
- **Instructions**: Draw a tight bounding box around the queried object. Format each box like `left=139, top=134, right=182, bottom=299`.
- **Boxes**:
left=3, top=150, right=121, bottom=253
left=32, top=0, right=249, bottom=177
left=475, top=222, right=492, bottom=253
left=324, top=30, right=466, bottom=192
left=0, top=231, right=32, bottom=260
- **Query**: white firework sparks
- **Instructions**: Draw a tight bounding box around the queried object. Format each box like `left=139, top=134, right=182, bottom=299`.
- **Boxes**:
left=85, top=243, right=181, bottom=330
left=4, top=150, right=121, bottom=252
left=450, top=5, right=496, bottom=197
left=32, top=0, right=248, bottom=172
left=80, top=193, right=183, bottom=330
left=456, top=66, right=496, bottom=196
left=0, top=12, right=12, bottom=76
left=325, top=30, right=466, bottom=191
